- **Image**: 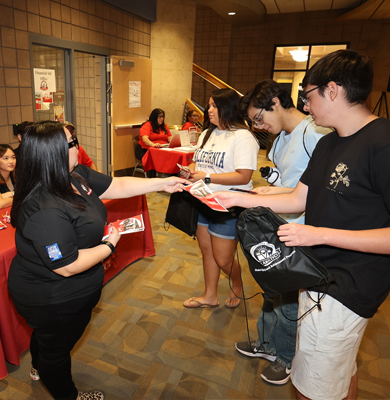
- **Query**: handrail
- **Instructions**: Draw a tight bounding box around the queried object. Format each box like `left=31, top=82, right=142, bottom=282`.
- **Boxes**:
left=191, top=64, right=269, bottom=149
left=193, top=64, right=243, bottom=97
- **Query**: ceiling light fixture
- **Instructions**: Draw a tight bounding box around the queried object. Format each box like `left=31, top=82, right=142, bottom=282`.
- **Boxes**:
left=228, top=12, right=236, bottom=15
left=289, top=47, right=308, bottom=62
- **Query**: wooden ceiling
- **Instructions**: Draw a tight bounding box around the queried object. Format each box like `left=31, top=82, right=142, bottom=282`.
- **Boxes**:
left=197, top=0, right=390, bottom=25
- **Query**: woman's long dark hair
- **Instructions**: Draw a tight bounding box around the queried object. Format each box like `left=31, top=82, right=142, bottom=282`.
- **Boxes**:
left=146, top=108, right=168, bottom=134
left=200, top=89, right=247, bottom=149
left=0, top=144, right=16, bottom=185
left=11, top=121, right=85, bottom=227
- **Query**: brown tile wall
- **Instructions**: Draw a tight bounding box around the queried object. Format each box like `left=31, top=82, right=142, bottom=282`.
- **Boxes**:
left=194, top=6, right=390, bottom=111
left=0, top=0, right=151, bottom=145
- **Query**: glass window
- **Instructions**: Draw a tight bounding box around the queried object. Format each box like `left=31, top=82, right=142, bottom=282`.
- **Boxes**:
left=272, top=44, right=348, bottom=111
left=32, top=45, right=66, bottom=122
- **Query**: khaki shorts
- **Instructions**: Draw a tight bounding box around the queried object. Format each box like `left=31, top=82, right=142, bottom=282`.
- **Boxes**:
left=291, top=291, right=368, bottom=400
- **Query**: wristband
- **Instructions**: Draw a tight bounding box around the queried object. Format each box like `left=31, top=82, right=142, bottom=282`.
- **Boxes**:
left=100, top=240, right=116, bottom=255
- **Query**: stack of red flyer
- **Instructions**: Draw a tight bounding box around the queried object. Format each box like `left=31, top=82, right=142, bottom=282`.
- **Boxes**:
left=184, top=180, right=228, bottom=212
left=102, top=214, right=145, bottom=239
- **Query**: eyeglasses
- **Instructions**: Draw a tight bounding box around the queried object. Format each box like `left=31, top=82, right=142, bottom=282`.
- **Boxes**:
left=300, top=86, right=322, bottom=106
left=68, top=137, right=79, bottom=149
left=252, top=109, right=264, bottom=128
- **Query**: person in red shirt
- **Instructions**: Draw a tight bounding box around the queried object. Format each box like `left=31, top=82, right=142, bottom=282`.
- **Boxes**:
left=64, top=122, right=98, bottom=172
left=136, top=108, right=172, bottom=178
left=181, top=109, right=200, bottom=132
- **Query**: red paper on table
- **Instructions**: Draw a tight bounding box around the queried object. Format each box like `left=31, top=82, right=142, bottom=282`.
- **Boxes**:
left=102, top=214, right=145, bottom=239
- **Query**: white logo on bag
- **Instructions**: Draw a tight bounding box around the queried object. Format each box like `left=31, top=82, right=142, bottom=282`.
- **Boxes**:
left=250, top=242, right=281, bottom=267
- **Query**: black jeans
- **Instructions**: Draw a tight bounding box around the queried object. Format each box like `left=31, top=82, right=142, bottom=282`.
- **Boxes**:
left=12, top=289, right=102, bottom=400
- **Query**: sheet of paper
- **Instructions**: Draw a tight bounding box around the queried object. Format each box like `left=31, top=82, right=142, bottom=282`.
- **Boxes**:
left=179, top=130, right=190, bottom=146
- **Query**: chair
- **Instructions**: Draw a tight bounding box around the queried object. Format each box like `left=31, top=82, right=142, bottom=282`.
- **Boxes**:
left=132, top=136, right=147, bottom=178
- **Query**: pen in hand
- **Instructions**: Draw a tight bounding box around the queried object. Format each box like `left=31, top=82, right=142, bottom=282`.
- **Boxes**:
left=229, top=188, right=258, bottom=195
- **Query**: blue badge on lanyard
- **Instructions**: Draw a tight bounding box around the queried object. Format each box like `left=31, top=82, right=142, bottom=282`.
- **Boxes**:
left=46, top=243, right=63, bottom=261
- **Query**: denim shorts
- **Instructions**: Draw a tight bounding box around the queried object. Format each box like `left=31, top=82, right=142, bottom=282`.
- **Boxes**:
left=197, top=211, right=238, bottom=240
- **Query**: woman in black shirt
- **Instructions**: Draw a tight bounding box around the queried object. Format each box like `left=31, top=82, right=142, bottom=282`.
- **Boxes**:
left=8, top=121, right=187, bottom=400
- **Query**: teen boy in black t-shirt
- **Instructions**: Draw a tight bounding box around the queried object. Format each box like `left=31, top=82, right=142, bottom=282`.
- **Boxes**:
left=211, top=49, right=390, bottom=400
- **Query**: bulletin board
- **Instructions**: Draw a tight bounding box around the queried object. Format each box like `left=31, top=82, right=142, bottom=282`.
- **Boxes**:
left=111, top=56, right=152, bottom=173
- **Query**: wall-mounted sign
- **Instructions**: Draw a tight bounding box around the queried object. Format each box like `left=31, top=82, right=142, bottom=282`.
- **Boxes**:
left=34, top=68, right=56, bottom=93
left=129, top=81, right=141, bottom=108
left=54, top=90, right=65, bottom=102
left=54, top=106, right=65, bottom=123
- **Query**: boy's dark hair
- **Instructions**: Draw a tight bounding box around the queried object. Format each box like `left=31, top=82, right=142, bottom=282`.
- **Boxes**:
left=302, top=49, right=373, bottom=104
left=15, top=121, right=33, bottom=138
left=239, top=79, right=294, bottom=119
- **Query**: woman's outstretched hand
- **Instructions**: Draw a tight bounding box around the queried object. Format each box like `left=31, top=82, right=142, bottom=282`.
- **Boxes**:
left=161, top=177, right=191, bottom=193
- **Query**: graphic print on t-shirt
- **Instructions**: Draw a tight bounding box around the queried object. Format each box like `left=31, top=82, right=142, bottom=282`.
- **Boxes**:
left=193, top=148, right=226, bottom=169
left=329, top=162, right=350, bottom=190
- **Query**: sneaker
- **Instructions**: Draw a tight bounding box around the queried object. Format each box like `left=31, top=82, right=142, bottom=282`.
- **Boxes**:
left=261, top=360, right=291, bottom=385
left=235, top=341, right=276, bottom=362
left=77, top=392, right=104, bottom=400
left=30, top=367, right=40, bottom=381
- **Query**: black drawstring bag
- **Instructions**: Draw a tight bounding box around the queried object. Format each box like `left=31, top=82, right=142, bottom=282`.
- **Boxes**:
left=164, top=191, right=199, bottom=238
left=236, top=206, right=333, bottom=300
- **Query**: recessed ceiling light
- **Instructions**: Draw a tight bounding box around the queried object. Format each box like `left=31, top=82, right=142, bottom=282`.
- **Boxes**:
left=228, top=12, right=236, bottom=15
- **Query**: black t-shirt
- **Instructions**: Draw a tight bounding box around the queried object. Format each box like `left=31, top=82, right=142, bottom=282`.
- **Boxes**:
left=0, top=174, right=15, bottom=194
left=8, top=165, right=113, bottom=305
left=301, top=118, right=390, bottom=318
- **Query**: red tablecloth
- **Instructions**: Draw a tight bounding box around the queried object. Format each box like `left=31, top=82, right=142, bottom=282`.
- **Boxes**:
left=102, top=196, right=155, bottom=283
left=0, top=196, right=155, bottom=380
left=142, top=147, right=195, bottom=174
left=0, top=207, right=31, bottom=381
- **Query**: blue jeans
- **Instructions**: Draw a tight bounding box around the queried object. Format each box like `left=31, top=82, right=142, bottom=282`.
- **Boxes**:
left=256, top=291, right=299, bottom=369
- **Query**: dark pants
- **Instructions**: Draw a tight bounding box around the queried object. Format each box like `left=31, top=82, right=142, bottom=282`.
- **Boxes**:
left=135, top=143, right=156, bottom=178
left=12, top=289, right=102, bottom=400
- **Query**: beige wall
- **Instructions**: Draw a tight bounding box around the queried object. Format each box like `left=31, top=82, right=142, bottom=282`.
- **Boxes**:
left=194, top=6, right=390, bottom=114
left=151, top=0, right=196, bottom=125
left=0, top=0, right=152, bottom=146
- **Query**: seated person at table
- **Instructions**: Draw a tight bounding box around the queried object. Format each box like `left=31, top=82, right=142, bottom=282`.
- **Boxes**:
left=136, top=108, right=172, bottom=178
left=64, top=122, right=99, bottom=172
left=0, top=144, right=16, bottom=209
left=181, top=109, right=200, bottom=132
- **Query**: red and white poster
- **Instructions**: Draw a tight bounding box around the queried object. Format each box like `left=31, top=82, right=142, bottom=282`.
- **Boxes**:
left=35, top=93, right=42, bottom=110
left=42, top=92, right=53, bottom=103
